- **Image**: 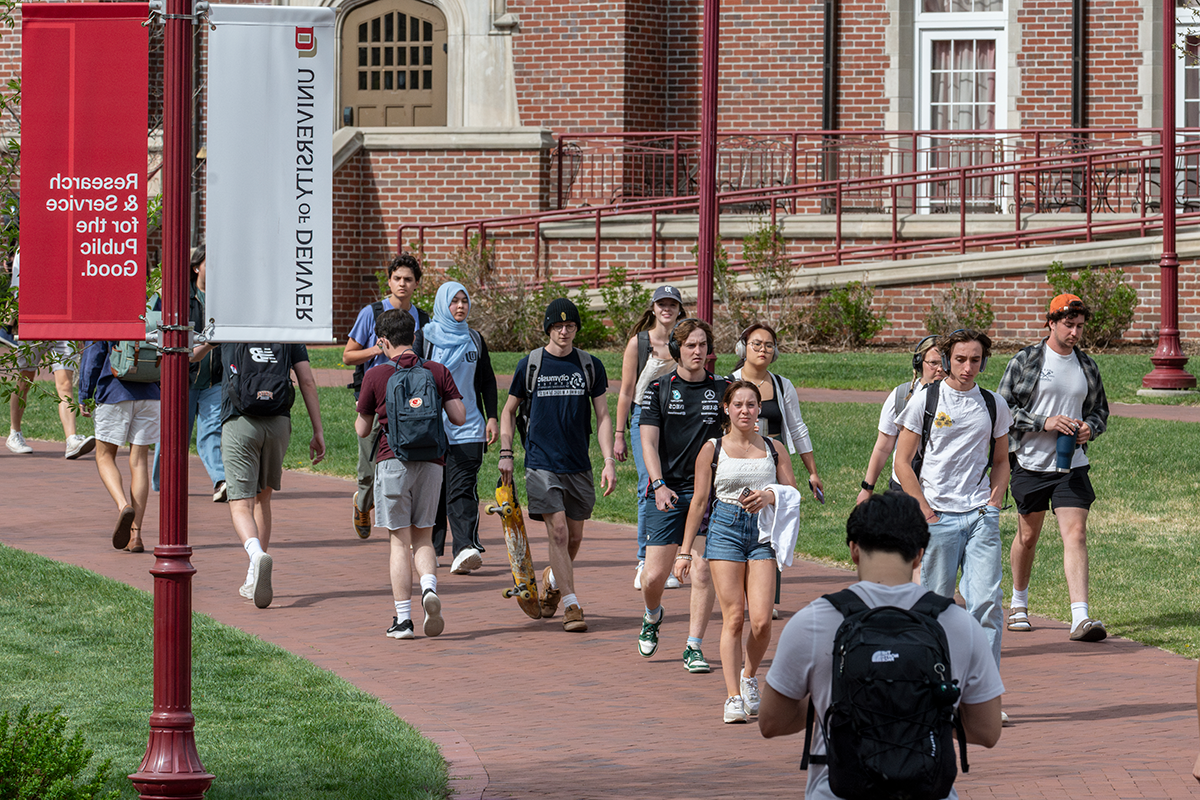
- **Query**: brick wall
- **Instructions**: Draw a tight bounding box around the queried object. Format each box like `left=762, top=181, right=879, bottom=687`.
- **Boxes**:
left=1086, top=0, right=1144, bottom=128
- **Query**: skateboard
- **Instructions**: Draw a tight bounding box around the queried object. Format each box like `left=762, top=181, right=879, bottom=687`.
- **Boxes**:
left=485, top=481, right=541, bottom=619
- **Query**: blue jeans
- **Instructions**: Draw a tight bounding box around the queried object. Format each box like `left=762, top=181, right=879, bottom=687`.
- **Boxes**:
left=921, top=505, right=1003, bottom=667
left=152, top=382, right=225, bottom=491
left=704, top=501, right=775, bottom=562
left=630, top=404, right=649, bottom=560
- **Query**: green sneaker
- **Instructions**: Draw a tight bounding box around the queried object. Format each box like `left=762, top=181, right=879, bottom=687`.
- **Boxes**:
left=683, top=644, right=711, bottom=673
left=638, top=611, right=663, bottom=657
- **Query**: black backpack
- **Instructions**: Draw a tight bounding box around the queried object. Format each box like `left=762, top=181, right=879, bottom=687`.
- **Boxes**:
left=227, top=344, right=295, bottom=417
left=384, top=356, right=447, bottom=461
left=802, top=589, right=969, bottom=800
left=912, top=380, right=998, bottom=484
left=515, top=347, right=597, bottom=447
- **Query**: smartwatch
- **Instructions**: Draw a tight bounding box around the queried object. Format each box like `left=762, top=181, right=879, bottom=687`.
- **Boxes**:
left=651, top=479, right=666, bottom=491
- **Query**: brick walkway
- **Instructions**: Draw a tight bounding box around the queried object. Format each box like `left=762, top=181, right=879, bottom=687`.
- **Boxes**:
left=3, top=447, right=1200, bottom=799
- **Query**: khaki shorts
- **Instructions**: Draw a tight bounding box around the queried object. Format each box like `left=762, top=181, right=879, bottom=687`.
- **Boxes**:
left=374, top=458, right=443, bottom=530
left=94, top=399, right=160, bottom=447
left=16, top=340, right=78, bottom=373
left=221, top=415, right=290, bottom=501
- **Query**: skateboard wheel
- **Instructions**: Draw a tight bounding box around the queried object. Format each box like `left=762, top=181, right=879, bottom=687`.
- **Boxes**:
left=519, top=590, right=532, bottom=601
left=503, top=588, right=515, bottom=599
left=485, top=505, right=500, bottom=515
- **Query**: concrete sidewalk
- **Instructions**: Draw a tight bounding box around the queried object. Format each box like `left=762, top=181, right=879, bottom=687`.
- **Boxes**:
left=2, top=448, right=1199, bottom=799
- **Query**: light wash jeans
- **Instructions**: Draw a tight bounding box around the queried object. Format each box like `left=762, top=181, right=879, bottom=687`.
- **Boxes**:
left=921, top=505, right=1003, bottom=667
left=152, top=382, right=225, bottom=491
left=630, top=404, right=649, bottom=560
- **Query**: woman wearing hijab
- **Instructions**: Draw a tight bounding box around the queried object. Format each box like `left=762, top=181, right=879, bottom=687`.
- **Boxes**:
left=414, top=282, right=499, bottom=574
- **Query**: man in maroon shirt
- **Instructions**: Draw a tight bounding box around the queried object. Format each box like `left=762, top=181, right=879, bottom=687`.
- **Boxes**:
left=356, top=309, right=465, bottom=640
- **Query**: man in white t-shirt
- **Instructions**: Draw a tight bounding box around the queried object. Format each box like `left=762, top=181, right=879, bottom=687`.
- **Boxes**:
left=894, top=329, right=1013, bottom=668
left=998, top=294, right=1110, bottom=642
left=760, top=491, right=1003, bottom=800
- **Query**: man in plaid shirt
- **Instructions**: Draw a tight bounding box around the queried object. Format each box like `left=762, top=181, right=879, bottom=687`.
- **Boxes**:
left=998, top=294, right=1110, bottom=642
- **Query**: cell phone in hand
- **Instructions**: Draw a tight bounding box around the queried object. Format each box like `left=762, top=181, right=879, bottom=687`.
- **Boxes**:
left=740, top=487, right=753, bottom=501
left=809, top=480, right=825, bottom=504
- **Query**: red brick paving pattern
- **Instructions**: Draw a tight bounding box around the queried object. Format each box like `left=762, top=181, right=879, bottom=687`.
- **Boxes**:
left=2, top=446, right=1200, bottom=799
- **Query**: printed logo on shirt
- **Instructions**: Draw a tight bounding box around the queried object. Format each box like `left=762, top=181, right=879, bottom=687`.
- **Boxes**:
left=465, top=351, right=478, bottom=363
left=704, top=389, right=715, bottom=400
left=535, top=371, right=586, bottom=398
left=934, top=411, right=953, bottom=428
left=1040, top=367, right=1054, bottom=381
left=671, top=389, right=682, bottom=401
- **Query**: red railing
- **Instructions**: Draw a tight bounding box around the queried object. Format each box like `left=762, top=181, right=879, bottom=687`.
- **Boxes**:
left=399, top=130, right=1200, bottom=288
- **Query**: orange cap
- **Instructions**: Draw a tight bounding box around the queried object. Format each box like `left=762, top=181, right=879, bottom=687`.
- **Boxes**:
left=1048, top=293, right=1084, bottom=321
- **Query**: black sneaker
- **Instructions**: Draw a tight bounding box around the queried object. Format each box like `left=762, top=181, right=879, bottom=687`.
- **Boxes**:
left=422, top=588, right=444, bottom=637
left=386, top=617, right=415, bottom=639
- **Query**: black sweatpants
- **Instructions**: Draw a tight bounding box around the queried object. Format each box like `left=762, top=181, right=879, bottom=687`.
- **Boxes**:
left=432, top=441, right=486, bottom=557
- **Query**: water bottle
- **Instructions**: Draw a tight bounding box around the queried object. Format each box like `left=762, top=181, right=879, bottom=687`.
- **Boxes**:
left=1055, top=431, right=1076, bottom=473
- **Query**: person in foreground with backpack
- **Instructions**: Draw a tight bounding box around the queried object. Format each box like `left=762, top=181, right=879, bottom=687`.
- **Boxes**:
left=355, top=309, right=464, bottom=639
left=77, top=336, right=161, bottom=552
left=612, top=284, right=687, bottom=591
left=760, top=492, right=1003, bottom=800
left=343, top=253, right=430, bottom=540
left=213, top=339, right=325, bottom=609
left=893, top=329, right=1013, bottom=672
left=498, top=298, right=615, bottom=633
left=856, top=334, right=945, bottom=504
left=673, top=380, right=797, bottom=723
left=413, top=281, right=498, bottom=577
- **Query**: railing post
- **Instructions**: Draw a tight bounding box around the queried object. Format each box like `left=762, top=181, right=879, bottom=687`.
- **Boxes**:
left=959, top=168, right=967, bottom=253
left=534, top=222, right=541, bottom=282
left=1085, top=151, right=1093, bottom=241
left=650, top=209, right=658, bottom=277
left=835, top=184, right=843, bottom=265
left=594, top=208, right=602, bottom=288
left=557, top=137, right=564, bottom=210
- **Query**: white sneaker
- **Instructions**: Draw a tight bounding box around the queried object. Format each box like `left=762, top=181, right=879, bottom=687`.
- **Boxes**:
left=665, top=573, right=682, bottom=589
left=6, top=431, right=32, bottom=454
left=450, top=547, right=483, bottom=575
left=64, top=434, right=95, bottom=460
left=238, top=580, right=254, bottom=599
left=634, top=560, right=645, bottom=591
left=723, top=695, right=749, bottom=724
left=251, top=552, right=273, bottom=609
left=740, top=674, right=761, bottom=715
left=422, top=589, right=444, bottom=637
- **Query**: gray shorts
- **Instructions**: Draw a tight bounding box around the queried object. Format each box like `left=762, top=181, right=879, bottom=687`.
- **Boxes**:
left=374, top=458, right=443, bottom=530
left=16, top=340, right=77, bottom=373
left=525, top=468, right=596, bottom=521
left=221, top=415, right=290, bottom=501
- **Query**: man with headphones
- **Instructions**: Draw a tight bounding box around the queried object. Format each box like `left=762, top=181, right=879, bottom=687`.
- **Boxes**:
left=893, top=328, right=1013, bottom=673
left=637, top=318, right=725, bottom=672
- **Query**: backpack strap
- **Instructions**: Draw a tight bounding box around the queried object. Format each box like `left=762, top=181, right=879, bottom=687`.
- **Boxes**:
left=909, top=590, right=956, bottom=618
left=820, top=588, right=871, bottom=619
left=800, top=697, right=822, bottom=769
left=920, top=379, right=941, bottom=458
left=636, top=330, right=651, bottom=379
left=978, top=388, right=998, bottom=485
left=892, top=383, right=910, bottom=419
left=525, top=348, right=543, bottom=397
left=574, top=348, right=596, bottom=396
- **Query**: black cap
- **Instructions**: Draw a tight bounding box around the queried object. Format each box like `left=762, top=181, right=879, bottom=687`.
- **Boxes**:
left=543, top=297, right=582, bottom=334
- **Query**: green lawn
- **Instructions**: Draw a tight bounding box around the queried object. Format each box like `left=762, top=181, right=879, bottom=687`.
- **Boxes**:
left=0, top=545, right=448, bottom=800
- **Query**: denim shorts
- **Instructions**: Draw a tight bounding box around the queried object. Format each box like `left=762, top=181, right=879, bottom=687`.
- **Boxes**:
left=704, top=501, right=776, bottom=562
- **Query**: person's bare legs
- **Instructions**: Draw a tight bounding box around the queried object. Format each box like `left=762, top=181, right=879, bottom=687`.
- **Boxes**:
left=230, top=488, right=273, bottom=547
left=52, top=368, right=77, bottom=438
left=1010, top=510, right=1046, bottom=593
left=641, top=543, right=678, bottom=613
left=127, top=443, right=151, bottom=549
left=710, top=558, right=749, bottom=699
left=94, top=440, right=128, bottom=509
left=743, top=559, right=776, bottom=679
left=688, top=546, right=716, bottom=641
left=543, top=510, right=578, bottom=597
left=1057, top=507, right=1090, bottom=604
left=8, top=369, right=33, bottom=432
left=389, top=526, right=416, bottom=603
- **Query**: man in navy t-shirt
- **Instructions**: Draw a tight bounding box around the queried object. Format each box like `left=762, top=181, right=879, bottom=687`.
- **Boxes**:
left=499, top=298, right=617, bottom=633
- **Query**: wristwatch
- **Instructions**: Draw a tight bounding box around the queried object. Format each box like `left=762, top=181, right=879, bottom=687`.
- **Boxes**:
left=651, top=479, right=666, bottom=491
left=861, top=480, right=875, bottom=492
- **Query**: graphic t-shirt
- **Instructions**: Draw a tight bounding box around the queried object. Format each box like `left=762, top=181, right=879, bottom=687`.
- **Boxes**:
left=218, top=343, right=309, bottom=423
left=895, top=381, right=1013, bottom=513
left=1017, top=344, right=1089, bottom=472
left=638, top=371, right=725, bottom=492
left=509, top=348, right=608, bottom=474
left=766, top=581, right=1005, bottom=800
left=357, top=351, right=461, bottom=464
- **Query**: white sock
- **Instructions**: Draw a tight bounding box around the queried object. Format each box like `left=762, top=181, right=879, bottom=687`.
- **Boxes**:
left=644, top=606, right=663, bottom=622
left=1011, top=588, right=1029, bottom=610
left=420, top=574, right=437, bottom=594
left=687, top=636, right=703, bottom=649
left=547, top=569, right=558, bottom=591
left=1070, top=602, right=1090, bottom=631
left=562, top=593, right=578, bottom=609
left=394, top=599, right=412, bottom=622
left=244, top=538, right=264, bottom=559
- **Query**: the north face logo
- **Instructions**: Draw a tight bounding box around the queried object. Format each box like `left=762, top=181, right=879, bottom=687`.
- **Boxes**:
left=409, top=397, right=423, bottom=408
left=249, top=347, right=278, bottom=364
left=871, top=650, right=900, bottom=663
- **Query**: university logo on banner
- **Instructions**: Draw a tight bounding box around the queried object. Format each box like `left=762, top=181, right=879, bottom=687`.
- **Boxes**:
left=206, top=5, right=334, bottom=343
left=19, top=4, right=149, bottom=341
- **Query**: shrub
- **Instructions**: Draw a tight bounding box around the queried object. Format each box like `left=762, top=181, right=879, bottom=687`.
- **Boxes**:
left=0, top=706, right=118, bottom=800
left=925, top=283, right=994, bottom=334
left=810, top=281, right=888, bottom=346
left=1046, top=261, right=1139, bottom=348
left=598, top=265, right=652, bottom=340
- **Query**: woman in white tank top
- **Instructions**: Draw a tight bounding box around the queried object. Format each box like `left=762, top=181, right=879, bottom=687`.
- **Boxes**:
left=675, top=380, right=795, bottom=724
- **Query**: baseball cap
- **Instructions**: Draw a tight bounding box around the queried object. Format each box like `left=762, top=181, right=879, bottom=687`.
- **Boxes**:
left=651, top=285, right=684, bottom=305
left=1048, top=293, right=1085, bottom=317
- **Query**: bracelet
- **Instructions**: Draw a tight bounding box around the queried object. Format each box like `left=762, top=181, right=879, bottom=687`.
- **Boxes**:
left=861, top=480, right=875, bottom=492
left=616, top=429, right=625, bottom=434
left=604, top=457, right=616, bottom=463
left=499, top=455, right=513, bottom=461
left=675, top=554, right=692, bottom=561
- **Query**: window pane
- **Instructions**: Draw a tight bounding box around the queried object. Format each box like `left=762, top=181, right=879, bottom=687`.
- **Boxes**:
left=371, top=47, right=381, bottom=67
left=423, top=70, right=432, bottom=90
left=384, top=14, right=393, bottom=42
left=398, top=47, right=406, bottom=66
left=358, top=72, right=367, bottom=91
left=424, top=46, right=432, bottom=65
left=424, top=21, right=433, bottom=41
left=358, top=22, right=367, bottom=43
left=397, top=71, right=406, bottom=90
left=923, top=0, right=947, bottom=9
left=411, top=46, right=419, bottom=65
left=384, top=47, right=393, bottom=66
left=411, top=70, right=418, bottom=90
left=384, top=71, right=393, bottom=90
left=371, top=17, right=380, bottom=42
left=371, top=71, right=380, bottom=90
left=398, top=13, right=407, bottom=40
left=411, top=17, right=420, bottom=42
left=358, top=47, right=367, bottom=67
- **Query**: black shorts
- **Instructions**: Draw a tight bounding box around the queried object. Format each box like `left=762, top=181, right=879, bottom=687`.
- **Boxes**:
left=1010, top=464, right=1095, bottom=515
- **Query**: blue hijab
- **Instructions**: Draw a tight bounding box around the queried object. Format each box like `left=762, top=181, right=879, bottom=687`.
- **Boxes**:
left=422, top=281, right=473, bottom=367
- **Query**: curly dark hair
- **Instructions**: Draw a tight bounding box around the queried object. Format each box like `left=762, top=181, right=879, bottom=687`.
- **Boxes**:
left=845, top=491, right=930, bottom=562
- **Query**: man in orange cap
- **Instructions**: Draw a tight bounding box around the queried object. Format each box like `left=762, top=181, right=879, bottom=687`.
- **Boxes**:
left=998, top=293, right=1110, bottom=642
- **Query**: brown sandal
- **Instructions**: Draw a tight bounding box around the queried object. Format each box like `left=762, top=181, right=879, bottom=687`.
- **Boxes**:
left=112, top=506, right=134, bottom=550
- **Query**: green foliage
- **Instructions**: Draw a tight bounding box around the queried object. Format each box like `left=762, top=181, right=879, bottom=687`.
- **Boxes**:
left=0, top=706, right=118, bottom=800
left=811, top=281, right=888, bottom=346
left=1046, top=261, right=1139, bottom=349
left=597, top=265, right=652, bottom=340
left=925, top=283, right=994, bottom=334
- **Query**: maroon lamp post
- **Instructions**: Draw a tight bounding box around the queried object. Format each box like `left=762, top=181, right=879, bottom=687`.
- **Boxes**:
left=695, top=0, right=719, bottom=325
left=1143, top=0, right=1197, bottom=390
left=128, top=0, right=214, bottom=796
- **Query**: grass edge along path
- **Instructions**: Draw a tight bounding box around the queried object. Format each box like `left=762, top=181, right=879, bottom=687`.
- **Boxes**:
left=0, top=544, right=449, bottom=800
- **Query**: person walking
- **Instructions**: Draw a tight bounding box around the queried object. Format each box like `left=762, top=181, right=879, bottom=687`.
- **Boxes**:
left=998, top=293, right=1110, bottom=642
left=413, top=281, right=498, bottom=575
left=674, top=380, right=797, bottom=723
left=613, top=284, right=686, bottom=591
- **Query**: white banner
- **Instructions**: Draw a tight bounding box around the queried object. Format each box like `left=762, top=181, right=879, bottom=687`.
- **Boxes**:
left=206, top=5, right=335, bottom=343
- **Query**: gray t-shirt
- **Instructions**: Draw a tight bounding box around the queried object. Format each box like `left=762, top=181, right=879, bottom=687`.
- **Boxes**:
left=1017, top=344, right=1089, bottom=472
left=765, top=581, right=1005, bottom=800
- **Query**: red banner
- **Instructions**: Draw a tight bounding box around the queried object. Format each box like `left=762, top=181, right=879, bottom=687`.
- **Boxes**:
left=19, top=3, right=149, bottom=340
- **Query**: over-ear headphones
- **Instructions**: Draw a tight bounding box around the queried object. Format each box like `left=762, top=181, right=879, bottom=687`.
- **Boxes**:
left=736, top=324, right=778, bottom=364
left=911, top=334, right=939, bottom=373
left=939, top=329, right=988, bottom=374
left=668, top=318, right=712, bottom=362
